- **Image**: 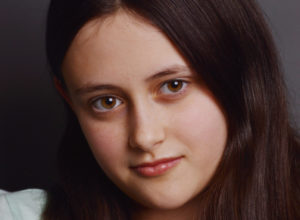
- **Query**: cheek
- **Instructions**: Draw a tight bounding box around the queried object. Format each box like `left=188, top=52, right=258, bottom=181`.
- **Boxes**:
left=78, top=117, right=128, bottom=173
left=172, top=90, right=227, bottom=169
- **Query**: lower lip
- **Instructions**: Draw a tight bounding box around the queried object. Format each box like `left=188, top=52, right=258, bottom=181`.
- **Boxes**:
left=132, top=157, right=182, bottom=177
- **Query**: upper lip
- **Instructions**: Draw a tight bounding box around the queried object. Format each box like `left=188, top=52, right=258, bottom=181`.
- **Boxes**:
left=131, top=156, right=183, bottom=168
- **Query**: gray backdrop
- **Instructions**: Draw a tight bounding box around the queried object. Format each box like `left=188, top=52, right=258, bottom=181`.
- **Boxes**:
left=0, top=0, right=299, bottom=191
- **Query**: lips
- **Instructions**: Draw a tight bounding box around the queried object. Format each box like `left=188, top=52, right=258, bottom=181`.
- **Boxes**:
left=131, top=156, right=183, bottom=177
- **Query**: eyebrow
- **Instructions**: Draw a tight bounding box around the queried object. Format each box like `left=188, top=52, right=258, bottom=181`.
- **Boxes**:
left=75, top=84, right=121, bottom=95
left=145, top=64, right=189, bottom=82
left=75, top=64, right=190, bottom=95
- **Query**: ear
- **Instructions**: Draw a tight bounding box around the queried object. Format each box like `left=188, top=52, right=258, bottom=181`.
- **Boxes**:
left=53, top=77, right=73, bottom=107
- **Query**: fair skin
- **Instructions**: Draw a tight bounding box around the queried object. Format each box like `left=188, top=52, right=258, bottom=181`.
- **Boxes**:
left=61, top=10, right=227, bottom=220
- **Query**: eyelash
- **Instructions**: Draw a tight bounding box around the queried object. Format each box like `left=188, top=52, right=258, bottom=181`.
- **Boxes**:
left=91, top=95, right=123, bottom=113
left=159, top=79, right=188, bottom=96
left=90, top=79, right=189, bottom=113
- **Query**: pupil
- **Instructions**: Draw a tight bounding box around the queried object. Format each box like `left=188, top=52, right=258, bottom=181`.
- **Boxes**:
left=171, top=81, right=179, bottom=88
left=101, top=97, right=116, bottom=109
left=105, top=97, right=114, bottom=105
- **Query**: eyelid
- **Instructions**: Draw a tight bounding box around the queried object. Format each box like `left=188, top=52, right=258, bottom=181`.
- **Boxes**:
left=90, top=95, right=124, bottom=113
left=158, top=79, right=189, bottom=95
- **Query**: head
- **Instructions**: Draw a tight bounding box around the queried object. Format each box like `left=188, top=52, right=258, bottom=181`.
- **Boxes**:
left=46, top=0, right=291, bottom=219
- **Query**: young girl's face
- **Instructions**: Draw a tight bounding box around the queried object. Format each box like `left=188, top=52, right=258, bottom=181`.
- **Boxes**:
left=62, top=10, right=227, bottom=212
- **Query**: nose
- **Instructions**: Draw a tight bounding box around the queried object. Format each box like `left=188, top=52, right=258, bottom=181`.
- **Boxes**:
left=128, top=101, right=165, bottom=152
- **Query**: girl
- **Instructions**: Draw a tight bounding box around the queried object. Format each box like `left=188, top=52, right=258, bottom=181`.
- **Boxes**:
left=2, top=0, right=299, bottom=219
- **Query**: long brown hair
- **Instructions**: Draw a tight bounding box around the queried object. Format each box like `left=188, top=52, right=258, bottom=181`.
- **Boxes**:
left=44, top=0, right=299, bottom=219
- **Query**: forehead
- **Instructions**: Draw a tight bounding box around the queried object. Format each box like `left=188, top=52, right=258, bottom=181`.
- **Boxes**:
left=62, top=10, right=187, bottom=88
left=75, top=10, right=159, bottom=46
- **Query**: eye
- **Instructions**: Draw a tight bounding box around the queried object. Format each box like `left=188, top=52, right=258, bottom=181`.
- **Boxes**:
left=160, top=79, right=187, bottom=94
left=92, top=96, right=123, bottom=112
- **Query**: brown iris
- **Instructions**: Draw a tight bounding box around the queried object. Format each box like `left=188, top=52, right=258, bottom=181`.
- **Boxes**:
left=167, top=80, right=183, bottom=92
left=101, top=97, right=116, bottom=109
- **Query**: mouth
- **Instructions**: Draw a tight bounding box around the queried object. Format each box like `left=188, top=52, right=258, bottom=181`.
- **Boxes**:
left=130, top=156, right=183, bottom=177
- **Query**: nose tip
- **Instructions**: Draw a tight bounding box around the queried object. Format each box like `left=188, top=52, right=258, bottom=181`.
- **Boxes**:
left=129, top=128, right=164, bottom=151
left=128, top=106, right=165, bottom=152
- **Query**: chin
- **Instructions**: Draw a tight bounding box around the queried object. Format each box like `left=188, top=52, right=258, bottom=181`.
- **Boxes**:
left=149, top=200, right=189, bottom=210
left=133, top=190, right=195, bottom=210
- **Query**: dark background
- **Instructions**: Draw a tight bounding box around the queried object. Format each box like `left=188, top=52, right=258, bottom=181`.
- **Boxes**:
left=1, top=0, right=299, bottom=191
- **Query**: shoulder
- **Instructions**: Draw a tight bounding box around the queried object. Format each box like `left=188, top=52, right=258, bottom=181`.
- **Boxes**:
left=0, top=189, right=46, bottom=220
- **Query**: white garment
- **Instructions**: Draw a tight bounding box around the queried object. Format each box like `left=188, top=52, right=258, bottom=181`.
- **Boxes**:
left=0, top=189, right=46, bottom=220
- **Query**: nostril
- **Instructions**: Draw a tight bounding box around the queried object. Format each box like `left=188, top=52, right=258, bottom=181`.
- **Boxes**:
left=128, top=123, right=165, bottom=152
